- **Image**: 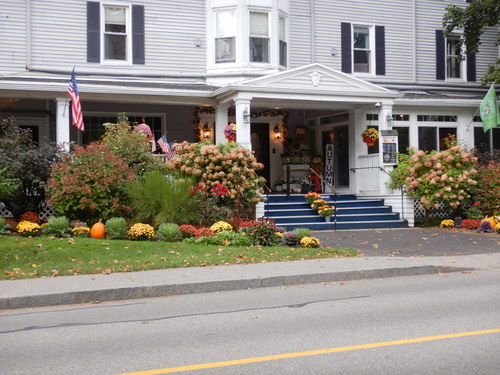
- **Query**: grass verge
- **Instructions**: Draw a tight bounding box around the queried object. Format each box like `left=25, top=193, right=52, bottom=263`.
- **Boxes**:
left=0, top=236, right=358, bottom=280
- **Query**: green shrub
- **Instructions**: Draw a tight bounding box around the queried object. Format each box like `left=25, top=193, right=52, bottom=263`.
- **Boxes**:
left=242, top=218, right=282, bottom=246
left=291, top=228, right=312, bottom=240
left=105, top=217, right=128, bottom=239
left=128, top=171, right=200, bottom=226
left=157, top=223, right=181, bottom=242
left=47, top=143, right=134, bottom=223
left=474, top=162, right=500, bottom=216
left=43, top=216, right=70, bottom=237
left=184, top=230, right=253, bottom=246
left=0, top=217, right=10, bottom=235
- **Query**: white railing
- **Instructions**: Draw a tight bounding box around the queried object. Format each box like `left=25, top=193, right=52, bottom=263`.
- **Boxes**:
left=356, top=154, right=380, bottom=192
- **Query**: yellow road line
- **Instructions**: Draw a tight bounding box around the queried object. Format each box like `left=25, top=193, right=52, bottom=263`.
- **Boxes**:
left=117, top=328, right=500, bottom=375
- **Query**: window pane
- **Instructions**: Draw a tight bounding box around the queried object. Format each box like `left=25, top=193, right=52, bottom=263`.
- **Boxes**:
left=250, top=37, right=269, bottom=62
left=446, top=37, right=462, bottom=79
left=354, top=50, right=370, bottom=72
left=353, top=27, right=369, bottom=49
left=216, top=37, right=235, bottom=62
left=105, top=7, right=126, bottom=24
left=279, top=15, right=286, bottom=40
left=105, top=34, right=126, bottom=60
left=279, top=40, right=287, bottom=66
left=439, top=127, right=457, bottom=149
left=393, top=127, right=409, bottom=154
left=250, top=12, right=268, bottom=37
left=418, top=127, right=437, bottom=152
left=216, top=10, right=236, bottom=37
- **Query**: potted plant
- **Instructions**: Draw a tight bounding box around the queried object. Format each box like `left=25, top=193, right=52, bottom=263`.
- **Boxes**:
left=304, top=192, right=321, bottom=204
left=361, top=128, right=379, bottom=146
left=317, top=205, right=335, bottom=221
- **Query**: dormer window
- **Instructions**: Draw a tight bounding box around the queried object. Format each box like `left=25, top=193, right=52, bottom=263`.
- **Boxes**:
left=249, top=11, right=269, bottom=63
left=215, top=9, right=236, bottom=63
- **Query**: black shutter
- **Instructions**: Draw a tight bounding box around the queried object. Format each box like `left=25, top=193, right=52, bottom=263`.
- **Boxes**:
left=132, top=5, right=145, bottom=65
left=375, top=25, right=385, bottom=75
left=341, top=22, right=352, bottom=73
left=467, top=51, right=476, bottom=82
left=87, top=1, right=100, bottom=63
left=435, top=30, right=445, bottom=80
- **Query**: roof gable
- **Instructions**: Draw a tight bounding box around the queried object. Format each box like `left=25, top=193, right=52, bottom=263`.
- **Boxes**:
left=239, top=63, right=395, bottom=96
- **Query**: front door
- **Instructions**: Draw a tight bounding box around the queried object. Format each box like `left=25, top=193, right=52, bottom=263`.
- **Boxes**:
left=251, top=123, right=270, bottom=185
left=321, top=125, right=349, bottom=188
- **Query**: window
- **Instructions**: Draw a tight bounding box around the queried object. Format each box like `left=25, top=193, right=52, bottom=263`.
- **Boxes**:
left=436, top=29, right=475, bottom=81
left=81, top=115, right=162, bottom=145
left=249, top=12, right=269, bottom=63
left=87, top=2, right=144, bottom=64
left=393, top=127, right=409, bottom=154
left=353, top=26, right=371, bottom=73
left=418, top=127, right=457, bottom=152
left=215, top=10, right=236, bottom=63
left=104, top=6, right=128, bottom=61
left=474, top=127, right=500, bottom=152
left=446, top=35, right=464, bottom=79
left=341, top=23, right=385, bottom=75
left=279, top=14, right=287, bottom=67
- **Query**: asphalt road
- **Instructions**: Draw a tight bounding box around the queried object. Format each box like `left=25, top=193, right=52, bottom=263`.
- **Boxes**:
left=313, top=228, right=500, bottom=257
left=1, top=269, right=499, bottom=374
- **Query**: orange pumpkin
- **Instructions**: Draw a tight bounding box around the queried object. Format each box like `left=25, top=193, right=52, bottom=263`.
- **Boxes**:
left=90, top=222, right=106, bottom=239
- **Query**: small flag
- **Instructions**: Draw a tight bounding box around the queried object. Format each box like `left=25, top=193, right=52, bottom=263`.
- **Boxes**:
left=67, top=67, right=84, bottom=132
left=157, top=135, right=177, bottom=160
left=151, top=133, right=157, bottom=152
left=479, top=85, right=500, bottom=133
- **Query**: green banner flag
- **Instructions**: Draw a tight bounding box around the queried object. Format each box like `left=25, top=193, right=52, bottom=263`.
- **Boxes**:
left=479, top=85, right=500, bottom=133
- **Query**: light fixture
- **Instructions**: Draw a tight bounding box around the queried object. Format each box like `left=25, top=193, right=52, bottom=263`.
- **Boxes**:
left=386, top=112, right=394, bottom=126
left=202, top=123, right=211, bottom=139
left=242, top=107, right=250, bottom=124
left=273, top=125, right=283, bottom=140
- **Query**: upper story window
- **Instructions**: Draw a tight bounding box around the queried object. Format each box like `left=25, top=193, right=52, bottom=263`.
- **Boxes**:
left=249, top=12, right=269, bottom=63
left=353, top=26, right=371, bottom=73
left=87, top=1, right=145, bottom=65
left=446, top=35, right=465, bottom=79
left=341, top=23, right=385, bottom=76
left=215, top=9, right=236, bottom=63
left=104, top=6, right=128, bottom=61
left=279, top=14, right=287, bottom=67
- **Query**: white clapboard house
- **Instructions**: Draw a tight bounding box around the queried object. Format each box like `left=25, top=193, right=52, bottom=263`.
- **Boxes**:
left=1, top=0, right=498, bottom=228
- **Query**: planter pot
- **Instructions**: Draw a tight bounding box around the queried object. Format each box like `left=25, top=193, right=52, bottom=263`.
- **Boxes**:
left=275, top=185, right=283, bottom=192
left=323, top=216, right=331, bottom=222
left=365, top=142, right=375, bottom=147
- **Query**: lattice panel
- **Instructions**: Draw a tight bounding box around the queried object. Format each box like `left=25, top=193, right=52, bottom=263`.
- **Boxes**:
left=38, top=202, right=56, bottom=221
left=0, top=202, right=13, bottom=218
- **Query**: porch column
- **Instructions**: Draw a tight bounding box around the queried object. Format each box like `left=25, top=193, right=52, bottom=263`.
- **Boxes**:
left=214, top=104, right=229, bottom=144
left=234, top=98, right=252, bottom=150
left=55, top=97, right=70, bottom=151
left=378, top=104, right=394, bottom=194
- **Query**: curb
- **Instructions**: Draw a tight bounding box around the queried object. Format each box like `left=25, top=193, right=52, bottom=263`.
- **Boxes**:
left=0, top=265, right=474, bottom=310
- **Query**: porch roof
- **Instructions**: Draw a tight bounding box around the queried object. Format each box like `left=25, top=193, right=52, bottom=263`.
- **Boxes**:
left=213, top=63, right=400, bottom=110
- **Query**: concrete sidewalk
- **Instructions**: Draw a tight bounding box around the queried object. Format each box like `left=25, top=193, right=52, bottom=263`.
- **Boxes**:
left=1, top=250, right=499, bottom=310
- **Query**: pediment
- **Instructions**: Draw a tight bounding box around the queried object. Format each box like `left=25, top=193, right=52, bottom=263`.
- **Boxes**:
left=239, top=63, right=395, bottom=97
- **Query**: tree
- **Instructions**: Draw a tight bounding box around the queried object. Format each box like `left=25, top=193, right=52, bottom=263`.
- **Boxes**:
left=443, top=0, right=500, bottom=85
left=0, top=116, right=61, bottom=217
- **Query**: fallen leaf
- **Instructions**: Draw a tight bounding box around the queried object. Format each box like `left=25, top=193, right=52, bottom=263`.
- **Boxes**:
left=90, top=300, right=101, bottom=304
left=51, top=269, right=59, bottom=277
left=373, top=244, right=379, bottom=248
left=462, top=270, right=472, bottom=274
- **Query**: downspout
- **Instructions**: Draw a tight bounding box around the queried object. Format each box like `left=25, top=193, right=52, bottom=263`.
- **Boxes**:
left=310, top=0, right=315, bottom=63
left=26, top=0, right=32, bottom=70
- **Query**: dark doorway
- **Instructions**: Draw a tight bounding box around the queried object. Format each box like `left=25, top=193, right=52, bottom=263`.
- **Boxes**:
left=251, top=123, right=270, bottom=185
left=334, top=125, right=349, bottom=187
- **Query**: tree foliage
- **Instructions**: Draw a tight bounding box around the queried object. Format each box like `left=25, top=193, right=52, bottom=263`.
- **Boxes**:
left=443, top=0, right=500, bottom=84
left=0, top=116, right=61, bottom=217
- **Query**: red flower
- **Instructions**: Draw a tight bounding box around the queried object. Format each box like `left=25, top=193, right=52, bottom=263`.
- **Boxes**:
left=473, top=202, right=479, bottom=206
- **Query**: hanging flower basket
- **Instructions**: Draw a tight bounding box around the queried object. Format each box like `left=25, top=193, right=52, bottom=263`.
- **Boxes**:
left=361, top=128, right=379, bottom=146
left=224, top=123, right=237, bottom=142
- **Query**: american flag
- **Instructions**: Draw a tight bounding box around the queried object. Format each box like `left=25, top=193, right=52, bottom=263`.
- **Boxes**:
left=151, top=133, right=157, bottom=152
left=157, top=135, right=177, bottom=160
left=67, top=68, right=84, bottom=131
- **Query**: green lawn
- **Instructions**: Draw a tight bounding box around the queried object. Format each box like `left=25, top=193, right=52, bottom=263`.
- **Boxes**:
left=0, top=236, right=358, bottom=280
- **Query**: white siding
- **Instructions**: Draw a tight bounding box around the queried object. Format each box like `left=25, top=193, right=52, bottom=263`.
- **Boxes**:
left=289, top=0, right=312, bottom=68
left=29, top=0, right=207, bottom=75
left=0, top=0, right=27, bottom=74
